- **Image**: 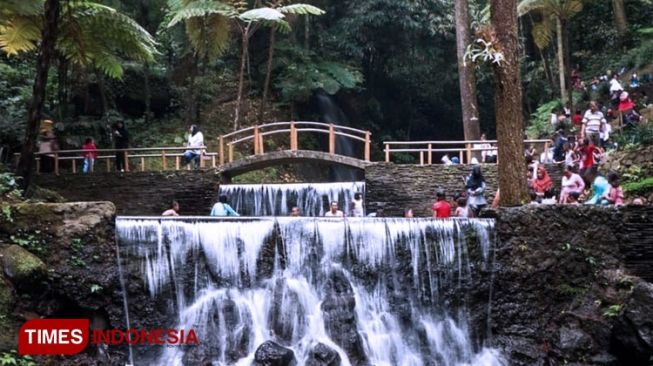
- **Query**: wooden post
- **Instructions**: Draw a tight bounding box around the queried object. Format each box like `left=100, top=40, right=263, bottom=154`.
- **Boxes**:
left=140, top=157, right=145, bottom=171
left=465, top=143, right=472, bottom=164
left=123, top=150, right=129, bottom=172
left=290, top=122, right=298, bottom=151
left=254, top=126, right=260, bottom=155
left=219, top=136, right=224, bottom=166
left=36, top=158, right=40, bottom=174
left=162, top=150, right=167, bottom=170
left=427, top=144, right=432, bottom=165
left=328, top=124, right=335, bottom=154
left=385, top=144, right=390, bottom=162
left=544, top=141, right=550, bottom=161
left=200, top=151, right=206, bottom=168
left=72, top=159, right=77, bottom=174
left=228, top=144, right=234, bottom=162
left=106, top=158, right=110, bottom=172
left=459, top=150, right=464, bottom=164
left=258, top=134, right=264, bottom=154
left=364, top=131, right=371, bottom=161
left=420, top=151, right=424, bottom=166
left=175, top=156, right=180, bottom=170
left=54, top=153, right=59, bottom=175
left=211, top=155, right=216, bottom=168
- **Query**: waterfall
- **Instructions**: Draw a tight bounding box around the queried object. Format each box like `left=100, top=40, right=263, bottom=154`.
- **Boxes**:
left=220, top=182, right=365, bottom=217
left=116, top=217, right=505, bottom=366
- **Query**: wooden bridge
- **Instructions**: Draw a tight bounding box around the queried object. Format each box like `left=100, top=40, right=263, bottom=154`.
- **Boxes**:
left=13, top=120, right=552, bottom=176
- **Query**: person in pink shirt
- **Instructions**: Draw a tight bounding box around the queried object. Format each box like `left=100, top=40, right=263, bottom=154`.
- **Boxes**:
left=603, top=172, right=625, bottom=206
left=559, top=165, right=585, bottom=204
left=82, top=137, right=98, bottom=173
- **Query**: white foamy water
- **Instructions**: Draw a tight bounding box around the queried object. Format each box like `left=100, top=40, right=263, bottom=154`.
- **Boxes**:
left=219, top=181, right=365, bottom=216
left=116, top=216, right=505, bottom=366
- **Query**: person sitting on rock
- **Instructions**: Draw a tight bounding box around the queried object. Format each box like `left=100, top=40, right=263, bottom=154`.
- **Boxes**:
left=584, top=168, right=610, bottom=205
left=559, top=165, right=585, bottom=204
left=602, top=172, right=624, bottom=206
left=532, top=166, right=554, bottom=199
left=210, top=195, right=240, bottom=216
left=324, top=201, right=344, bottom=217
left=162, top=201, right=180, bottom=216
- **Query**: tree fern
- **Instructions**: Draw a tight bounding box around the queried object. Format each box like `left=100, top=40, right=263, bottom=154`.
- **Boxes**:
left=0, top=17, right=41, bottom=55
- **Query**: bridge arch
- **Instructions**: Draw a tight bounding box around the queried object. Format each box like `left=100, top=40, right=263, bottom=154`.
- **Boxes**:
left=217, top=150, right=370, bottom=180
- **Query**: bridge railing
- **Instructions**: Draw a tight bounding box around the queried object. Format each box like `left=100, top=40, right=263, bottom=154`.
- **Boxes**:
left=383, top=139, right=551, bottom=165
left=13, top=146, right=217, bottom=175
left=218, top=121, right=372, bottom=164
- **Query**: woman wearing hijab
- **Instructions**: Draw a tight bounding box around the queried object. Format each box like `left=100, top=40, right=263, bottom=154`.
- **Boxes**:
left=465, top=165, right=487, bottom=216
left=532, top=166, right=554, bottom=198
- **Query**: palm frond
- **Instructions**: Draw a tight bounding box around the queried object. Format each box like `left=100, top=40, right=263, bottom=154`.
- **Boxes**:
left=239, top=7, right=285, bottom=22
left=277, top=4, right=325, bottom=16
left=167, top=0, right=237, bottom=28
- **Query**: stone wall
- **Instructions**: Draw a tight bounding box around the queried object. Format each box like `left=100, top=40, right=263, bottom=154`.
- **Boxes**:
left=488, top=205, right=653, bottom=365
left=365, top=163, right=564, bottom=217
left=35, top=170, right=221, bottom=216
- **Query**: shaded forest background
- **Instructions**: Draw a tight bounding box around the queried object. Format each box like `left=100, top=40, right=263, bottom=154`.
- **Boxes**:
left=1, top=0, right=653, bottom=162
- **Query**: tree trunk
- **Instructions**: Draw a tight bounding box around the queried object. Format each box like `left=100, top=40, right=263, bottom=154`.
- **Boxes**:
left=612, top=0, right=628, bottom=41
left=234, top=25, right=250, bottom=131
left=17, top=0, right=60, bottom=190
left=143, top=62, right=151, bottom=123
left=490, top=0, right=528, bottom=206
left=258, top=29, right=276, bottom=123
left=556, top=17, right=568, bottom=105
left=455, top=0, right=481, bottom=142
left=56, top=54, right=68, bottom=121
left=97, top=72, right=109, bottom=116
left=186, top=54, right=199, bottom=125
left=304, top=15, right=310, bottom=49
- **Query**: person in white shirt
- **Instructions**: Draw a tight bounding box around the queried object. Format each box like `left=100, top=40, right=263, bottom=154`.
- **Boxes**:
left=581, top=101, right=606, bottom=146
left=350, top=193, right=364, bottom=217
left=324, top=201, right=344, bottom=217
left=609, top=74, right=623, bottom=101
left=183, top=124, right=204, bottom=168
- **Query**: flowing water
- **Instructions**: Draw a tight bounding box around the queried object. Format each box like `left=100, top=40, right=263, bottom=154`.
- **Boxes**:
left=116, top=216, right=505, bottom=366
left=219, top=182, right=365, bottom=217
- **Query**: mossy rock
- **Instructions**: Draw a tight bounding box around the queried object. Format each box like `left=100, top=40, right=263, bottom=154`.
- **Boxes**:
left=1, top=245, right=47, bottom=286
left=0, top=277, right=17, bottom=352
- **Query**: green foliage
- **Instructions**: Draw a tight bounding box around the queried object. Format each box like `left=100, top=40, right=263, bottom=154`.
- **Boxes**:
left=623, top=177, right=653, bottom=195
left=603, top=304, right=623, bottom=317
left=0, top=172, right=22, bottom=199
left=274, top=43, right=363, bottom=102
left=526, top=99, right=558, bottom=139
left=612, top=123, right=653, bottom=149
left=10, top=231, right=46, bottom=256
left=0, top=350, right=35, bottom=366
left=0, top=59, right=33, bottom=147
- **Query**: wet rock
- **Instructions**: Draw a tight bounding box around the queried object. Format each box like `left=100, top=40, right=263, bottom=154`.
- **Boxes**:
left=306, top=343, right=341, bottom=366
left=558, top=326, right=592, bottom=352
left=254, top=341, right=297, bottom=366
left=1, top=245, right=46, bottom=287
left=612, top=282, right=653, bottom=363
left=0, top=277, right=17, bottom=351
left=321, top=269, right=368, bottom=365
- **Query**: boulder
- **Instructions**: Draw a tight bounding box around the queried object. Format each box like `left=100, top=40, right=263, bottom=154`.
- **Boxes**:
left=612, top=282, right=653, bottom=363
left=0, top=277, right=17, bottom=351
left=254, top=341, right=297, bottom=366
left=1, top=245, right=46, bottom=286
left=306, top=343, right=341, bottom=366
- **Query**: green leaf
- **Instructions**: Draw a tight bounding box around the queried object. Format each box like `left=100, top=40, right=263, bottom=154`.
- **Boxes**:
left=277, top=4, right=325, bottom=16
left=167, top=0, right=237, bottom=28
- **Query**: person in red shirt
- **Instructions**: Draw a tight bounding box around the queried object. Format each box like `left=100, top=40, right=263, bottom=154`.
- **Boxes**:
left=432, top=190, right=451, bottom=218
left=82, top=137, right=98, bottom=173
left=572, top=110, right=583, bottom=129
left=577, top=138, right=597, bottom=176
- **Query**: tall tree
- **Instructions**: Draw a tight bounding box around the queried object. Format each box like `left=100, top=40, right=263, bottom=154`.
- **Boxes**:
left=518, top=0, right=582, bottom=106
left=490, top=0, right=529, bottom=205
left=612, top=0, right=628, bottom=42
left=16, top=0, right=61, bottom=190
left=455, top=0, right=481, bottom=141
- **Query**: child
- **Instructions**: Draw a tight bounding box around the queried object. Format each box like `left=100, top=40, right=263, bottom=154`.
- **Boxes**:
left=603, top=172, right=624, bottom=206
left=563, top=143, right=578, bottom=169
left=568, top=192, right=581, bottom=205
left=82, top=137, right=98, bottom=174
left=432, top=190, right=451, bottom=218
left=454, top=196, right=471, bottom=218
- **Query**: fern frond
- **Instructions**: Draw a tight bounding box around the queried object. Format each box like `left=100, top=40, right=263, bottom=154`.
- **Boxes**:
left=0, top=0, right=44, bottom=21
left=277, top=4, right=325, bottom=16
left=0, top=16, right=41, bottom=55
left=531, top=20, right=553, bottom=50
left=239, top=7, right=285, bottom=22
left=167, top=0, right=237, bottom=28
left=186, top=14, right=231, bottom=59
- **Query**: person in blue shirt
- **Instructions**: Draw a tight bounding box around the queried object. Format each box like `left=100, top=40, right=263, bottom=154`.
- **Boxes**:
left=210, top=195, right=240, bottom=216
left=583, top=168, right=610, bottom=205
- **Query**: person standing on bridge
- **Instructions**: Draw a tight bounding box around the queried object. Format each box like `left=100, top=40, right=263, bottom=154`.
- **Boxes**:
left=112, top=121, right=129, bottom=172
left=210, top=195, right=240, bottom=217
left=183, top=125, right=204, bottom=168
